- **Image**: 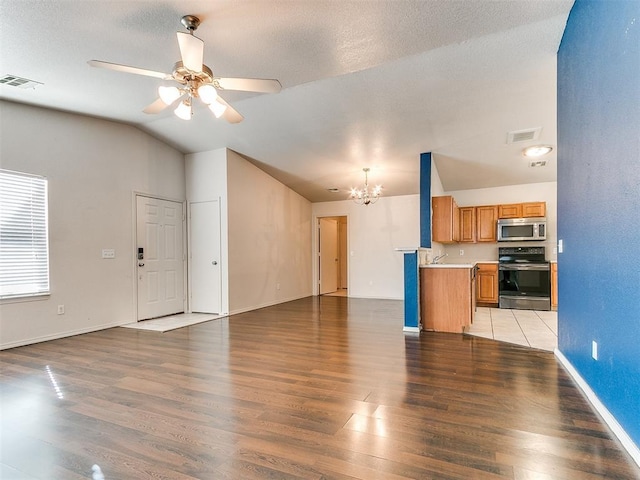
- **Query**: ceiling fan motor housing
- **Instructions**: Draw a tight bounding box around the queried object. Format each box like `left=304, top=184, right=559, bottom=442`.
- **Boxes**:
left=180, top=15, right=201, bottom=32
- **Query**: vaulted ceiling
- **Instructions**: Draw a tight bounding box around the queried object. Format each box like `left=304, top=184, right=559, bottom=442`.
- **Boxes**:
left=0, top=0, right=573, bottom=201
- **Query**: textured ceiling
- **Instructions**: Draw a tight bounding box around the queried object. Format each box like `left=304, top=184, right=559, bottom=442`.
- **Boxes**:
left=0, top=0, right=573, bottom=202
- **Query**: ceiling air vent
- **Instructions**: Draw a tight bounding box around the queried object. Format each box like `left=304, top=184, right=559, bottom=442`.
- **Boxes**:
left=0, top=74, right=43, bottom=89
left=507, top=127, right=542, bottom=144
left=529, top=160, right=547, bottom=168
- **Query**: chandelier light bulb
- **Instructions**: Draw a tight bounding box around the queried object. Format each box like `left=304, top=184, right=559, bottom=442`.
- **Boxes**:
left=198, top=84, right=218, bottom=104
left=208, top=99, right=227, bottom=118
left=174, top=99, right=192, bottom=120
left=158, top=85, right=181, bottom=105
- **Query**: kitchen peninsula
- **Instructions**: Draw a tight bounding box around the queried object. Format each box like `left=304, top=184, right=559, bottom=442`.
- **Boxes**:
left=420, top=264, right=475, bottom=333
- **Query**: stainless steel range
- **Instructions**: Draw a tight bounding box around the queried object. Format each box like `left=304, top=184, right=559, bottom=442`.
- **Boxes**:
left=498, top=246, right=551, bottom=311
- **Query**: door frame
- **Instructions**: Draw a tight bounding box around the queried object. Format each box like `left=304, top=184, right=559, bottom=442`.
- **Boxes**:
left=132, top=192, right=187, bottom=322
left=313, top=213, right=350, bottom=297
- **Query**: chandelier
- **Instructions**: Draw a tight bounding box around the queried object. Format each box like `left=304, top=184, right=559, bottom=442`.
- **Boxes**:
left=350, top=168, right=382, bottom=205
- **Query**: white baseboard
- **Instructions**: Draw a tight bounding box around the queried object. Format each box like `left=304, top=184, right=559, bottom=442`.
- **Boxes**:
left=402, top=326, right=420, bottom=334
left=0, top=321, right=126, bottom=350
left=555, top=348, right=640, bottom=468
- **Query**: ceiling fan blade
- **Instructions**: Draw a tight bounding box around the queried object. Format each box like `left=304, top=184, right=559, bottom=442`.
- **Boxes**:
left=143, top=97, right=169, bottom=114
left=216, top=96, right=244, bottom=124
left=215, top=77, right=282, bottom=94
left=88, top=60, right=170, bottom=79
left=176, top=32, right=204, bottom=72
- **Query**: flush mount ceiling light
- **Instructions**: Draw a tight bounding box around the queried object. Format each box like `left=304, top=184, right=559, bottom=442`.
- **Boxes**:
left=522, top=145, right=553, bottom=158
left=350, top=168, right=382, bottom=206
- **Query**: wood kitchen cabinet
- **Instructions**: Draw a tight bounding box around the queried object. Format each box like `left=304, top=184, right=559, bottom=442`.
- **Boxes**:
left=551, top=262, right=558, bottom=310
left=476, top=263, right=498, bottom=306
left=522, top=202, right=546, bottom=218
left=432, top=196, right=460, bottom=243
left=420, top=266, right=475, bottom=333
left=498, top=202, right=546, bottom=218
left=476, top=205, right=498, bottom=242
left=498, top=203, right=522, bottom=219
left=459, top=207, right=476, bottom=243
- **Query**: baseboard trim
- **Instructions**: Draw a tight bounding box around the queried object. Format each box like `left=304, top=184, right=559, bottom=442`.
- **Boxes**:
left=555, top=348, right=640, bottom=468
left=1, top=321, right=126, bottom=350
left=402, top=326, right=420, bottom=333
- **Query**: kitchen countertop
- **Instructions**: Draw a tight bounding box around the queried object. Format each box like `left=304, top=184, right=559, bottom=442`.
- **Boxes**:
left=420, top=264, right=475, bottom=269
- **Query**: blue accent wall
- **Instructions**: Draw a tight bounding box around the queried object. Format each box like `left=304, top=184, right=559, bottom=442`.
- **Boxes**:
left=420, top=152, right=432, bottom=248
left=557, top=0, right=640, bottom=446
left=403, top=252, right=419, bottom=329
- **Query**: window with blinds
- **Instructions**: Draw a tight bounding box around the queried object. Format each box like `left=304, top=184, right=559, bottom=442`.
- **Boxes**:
left=0, top=169, right=50, bottom=298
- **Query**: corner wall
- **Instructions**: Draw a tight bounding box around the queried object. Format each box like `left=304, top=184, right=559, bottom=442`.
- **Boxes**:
left=0, top=101, right=185, bottom=349
left=226, top=150, right=313, bottom=313
left=557, top=0, right=640, bottom=449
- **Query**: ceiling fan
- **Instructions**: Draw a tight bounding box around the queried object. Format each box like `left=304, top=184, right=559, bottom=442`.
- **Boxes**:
left=88, top=15, right=281, bottom=123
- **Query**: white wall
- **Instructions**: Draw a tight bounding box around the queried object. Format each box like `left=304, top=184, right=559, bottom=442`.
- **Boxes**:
left=185, top=148, right=229, bottom=315
left=226, top=150, right=313, bottom=313
left=430, top=159, right=446, bottom=260
left=0, top=101, right=185, bottom=349
left=443, top=181, right=557, bottom=262
left=312, top=194, right=420, bottom=300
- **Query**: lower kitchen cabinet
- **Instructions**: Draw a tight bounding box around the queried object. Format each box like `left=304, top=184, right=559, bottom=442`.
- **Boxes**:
left=476, top=263, right=498, bottom=306
left=420, top=266, right=475, bottom=333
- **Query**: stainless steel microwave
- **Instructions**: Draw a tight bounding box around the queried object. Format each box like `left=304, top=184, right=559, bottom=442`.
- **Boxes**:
left=497, top=218, right=547, bottom=242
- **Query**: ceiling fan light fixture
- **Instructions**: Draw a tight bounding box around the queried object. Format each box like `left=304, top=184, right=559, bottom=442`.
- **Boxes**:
left=522, top=145, right=553, bottom=158
left=197, top=84, right=218, bottom=104
left=174, top=99, right=192, bottom=120
left=208, top=99, right=227, bottom=118
left=158, top=85, right=181, bottom=105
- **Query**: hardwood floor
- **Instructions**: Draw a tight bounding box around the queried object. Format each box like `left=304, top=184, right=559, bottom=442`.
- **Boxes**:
left=1, top=296, right=638, bottom=479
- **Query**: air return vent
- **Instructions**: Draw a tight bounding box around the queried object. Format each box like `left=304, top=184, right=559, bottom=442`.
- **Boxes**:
left=0, top=74, right=43, bottom=89
left=529, top=160, right=547, bottom=168
left=507, top=127, right=542, bottom=144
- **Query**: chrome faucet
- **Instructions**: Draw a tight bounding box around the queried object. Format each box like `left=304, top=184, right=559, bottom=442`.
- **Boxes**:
left=432, top=253, right=448, bottom=264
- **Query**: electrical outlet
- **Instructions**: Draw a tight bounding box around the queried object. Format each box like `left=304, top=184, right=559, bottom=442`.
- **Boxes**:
left=102, top=249, right=115, bottom=259
left=459, top=249, right=464, bottom=256
left=57, top=305, right=65, bottom=315
left=276, top=283, right=281, bottom=290
left=592, top=341, right=598, bottom=360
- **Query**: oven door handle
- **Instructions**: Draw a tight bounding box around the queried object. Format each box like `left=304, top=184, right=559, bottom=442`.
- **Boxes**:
left=499, top=264, right=550, bottom=271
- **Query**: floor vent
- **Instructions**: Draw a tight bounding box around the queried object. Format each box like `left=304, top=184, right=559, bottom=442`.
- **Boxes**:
left=0, top=74, right=43, bottom=89
left=507, top=127, right=542, bottom=144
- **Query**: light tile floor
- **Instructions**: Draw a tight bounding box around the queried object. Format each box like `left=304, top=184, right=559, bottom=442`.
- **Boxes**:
left=465, top=307, right=557, bottom=352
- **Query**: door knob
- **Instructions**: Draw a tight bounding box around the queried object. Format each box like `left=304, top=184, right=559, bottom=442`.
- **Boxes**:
left=212, top=260, right=218, bottom=265
left=138, top=262, right=145, bottom=267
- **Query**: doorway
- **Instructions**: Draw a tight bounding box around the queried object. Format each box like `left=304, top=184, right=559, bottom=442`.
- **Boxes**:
left=135, top=195, right=185, bottom=321
left=318, top=216, right=348, bottom=296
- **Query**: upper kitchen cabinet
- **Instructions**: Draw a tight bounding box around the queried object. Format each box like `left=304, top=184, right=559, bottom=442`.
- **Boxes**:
left=432, top=196, right=460, bottom=243
left=459, top=207, right=476, bottom=243
left=476, top=205, right=498, bottom=242
left=522, top=202, right=546, bottom=218
left=498, top=202, right=546, bottom=218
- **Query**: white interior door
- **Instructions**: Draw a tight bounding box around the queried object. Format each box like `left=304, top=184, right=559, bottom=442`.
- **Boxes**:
left=189, top=200, right=221, bottom=314
left=319, top=218, right=339, bottom=294
left=136, top=196, right=185, bottom=320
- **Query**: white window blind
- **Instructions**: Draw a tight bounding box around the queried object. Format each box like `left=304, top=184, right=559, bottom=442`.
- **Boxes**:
left=0, top=169, right=50, bottom=298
